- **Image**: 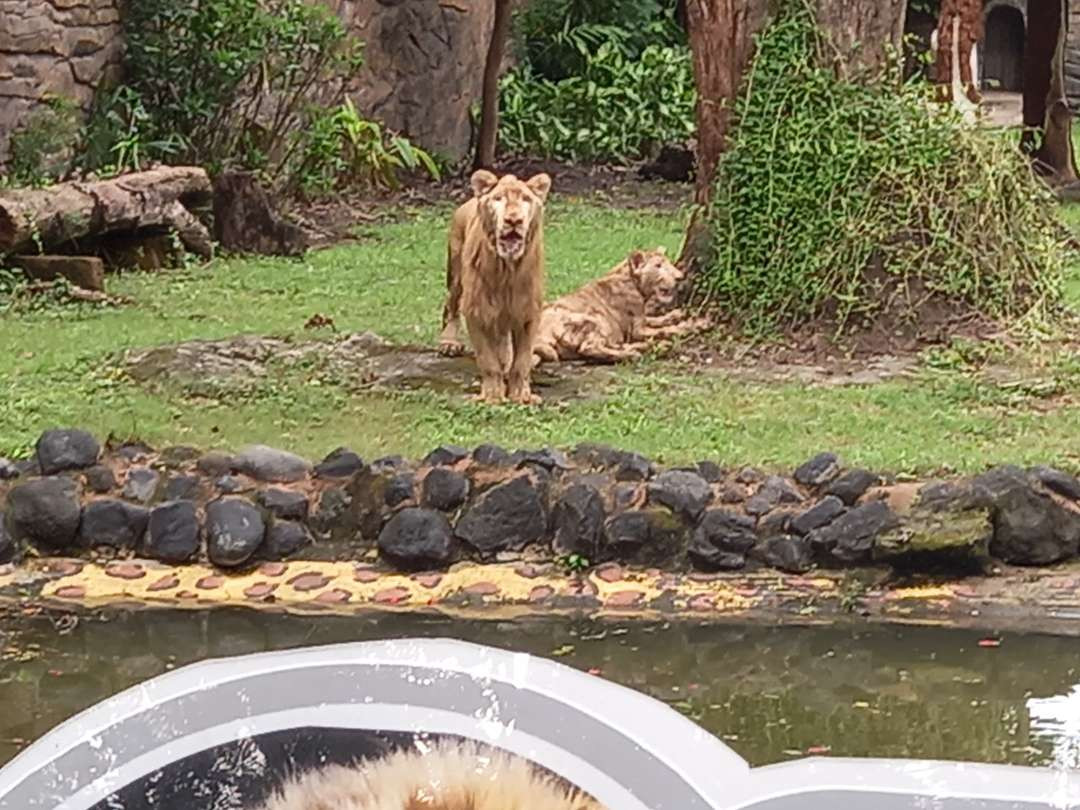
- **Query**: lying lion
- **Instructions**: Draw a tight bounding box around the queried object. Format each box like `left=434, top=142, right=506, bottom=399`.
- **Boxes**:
left=255, top=739, right=604, bottom=810
left=438, top=169, right=551, bottom=404
left=532, top=247, right=708, bottom=365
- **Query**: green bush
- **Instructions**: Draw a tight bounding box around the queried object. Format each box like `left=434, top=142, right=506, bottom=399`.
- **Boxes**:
left=3, top=96, right=81, bottom=187
left=513, top=0, right=683, bottom=81
left=499, top=41, right=695, bottom=163
left=697, top=4, right=1067, bottom=334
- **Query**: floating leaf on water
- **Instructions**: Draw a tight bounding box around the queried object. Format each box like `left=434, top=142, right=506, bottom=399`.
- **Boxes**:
left=978, top=638, right=1001, bottom=648
left=806, top=745, right=831, bottom=755
left=550, top=644, right=575, bottom=657
left=853, top=701, right=871, bottom=709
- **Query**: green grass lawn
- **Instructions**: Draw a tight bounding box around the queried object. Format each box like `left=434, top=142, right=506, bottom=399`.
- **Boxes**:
left=2, top=197, right=1080, bottom=474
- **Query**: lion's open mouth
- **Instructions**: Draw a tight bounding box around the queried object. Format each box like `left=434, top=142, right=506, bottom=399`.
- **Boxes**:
left=497, top=229, right=524, bottom=257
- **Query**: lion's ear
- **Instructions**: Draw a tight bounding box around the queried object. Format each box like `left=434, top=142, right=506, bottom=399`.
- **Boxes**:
left=526, top=173, right=552, bottom=204
left=470, top=170, right=498, bottom=197
left=656, top=245, right=667, bottom=255
left=628, top=250, right=646, bottom=271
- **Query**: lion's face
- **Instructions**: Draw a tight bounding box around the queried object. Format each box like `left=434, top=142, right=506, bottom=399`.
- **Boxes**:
left=629, top=248, right=684, bottom=307
left=471, top=170, right=552, bottom=261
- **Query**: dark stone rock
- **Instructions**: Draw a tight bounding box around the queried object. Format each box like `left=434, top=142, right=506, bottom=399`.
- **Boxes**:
left=77, top=500, right=149, bottom=549
left=720, top=485, right=746, bottom=504
left=689, top=509, right=757, bottom=571
left=745, top=476, right=804, bottom=517
left=809, top=500, right=898, bottom=563
left=971, top=466, right=1027, bottom=501
left=385, top=473, right=415, bottom=508
left=0, top=517, right=14, bottom=563
left=602, top=507, right=687, bottom=567
left=311, top=487, right=351, bottom=538
left=123, top=467, right=160, bottom=504
left=261, top=520, right=312, bottom=559
left=647, top=470, right=711, bottom=522
left=696, top=461, right=725, bottom=483
left=758, top=510, right=793, bottom=538
left=163, top=475, right=201, bottom=502
left=216, top=475, right=248, bottom=494
left=754, top=535, right=813, bottom=574
left=159, top=446, right=201, bottom=467
left=790, top=496, right=846, bottom=535
left=512, top=447, right=572, bottom=472
left=826, top=469, right=879, bottom=506
left=552, top=483, right=606, bottom=559
left=196, top=451, right=235, bottom=477
left=794, top=452, right=841, bottom=488
left=348, top=467, right=399, bottom=539
left=8, top=477, right=81, bottom=551
left=143, top=501, right=200, bottom=563
left=472, top=443, right=511, bottom=466
left=570, top=444, right=653, bottom=481
left=421, top=468, right=470, bottom=512
left=115, top=441, right=153, bottom=461
left=378, top=508, right=457, bottom=570
left=256, top=488, right=310, bottom=521
left=14, top=458, right=40, bottom=477
left=1029, top=466, right=1080, bottom=502
left=0, top=458, right=18, bottom=480
left=736, top=467, right=763, bottom=485
left=206, top=498, right=266, bottom=567
left=423, top=445, right=469, bottom=467
left=36, top=428, right=100, bottom=475
left=456, top=475, right=547, bottom=554
left=314, top=447, right=364, bottom=479
left=875, top=494, right=991, bottom=571
left=84, top=465, right=117, bottom=494
left=990, top=485, right=1080, bottom=566
left=371, top=456, right=405, bottom=473
left=232, top=445, right=311, bottom=483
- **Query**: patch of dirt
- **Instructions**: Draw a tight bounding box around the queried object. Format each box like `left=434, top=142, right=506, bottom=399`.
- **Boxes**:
left=284, top=158, right=691, bottom=249
left=123, top=332, right=619, bottom=403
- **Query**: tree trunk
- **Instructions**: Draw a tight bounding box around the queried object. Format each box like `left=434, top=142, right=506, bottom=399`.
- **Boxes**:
left=474, top=0, right=513, bottom=171
left=814, top=0, right=908, bottom=78
left=0, top=166, right=213, bottom=258
left=1023, top=0, right=1078, bottom=183
left=932, top=0, right=983, bottom=113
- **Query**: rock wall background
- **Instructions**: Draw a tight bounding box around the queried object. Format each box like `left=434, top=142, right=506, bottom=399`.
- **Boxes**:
left=0, top=0, right=494, bottom=169
left=0, top=0, right=124, bottom=167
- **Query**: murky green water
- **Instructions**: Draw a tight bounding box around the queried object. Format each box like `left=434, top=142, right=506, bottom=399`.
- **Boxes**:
left=1, top=608, right=1079, bottom=771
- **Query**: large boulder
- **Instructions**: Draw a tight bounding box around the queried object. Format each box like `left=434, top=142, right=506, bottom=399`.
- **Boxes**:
left=551, top=482, right=606, bottom=559
left=753, top=535, right=813, bottom=574
left=421, top=468, right=470, bottom=512
left=874, top=485, right=991, bottom=570
left=206, top=498, right=266, bottom=567
left=77, top=500, right=150, bottom=549
left=143, top=501, right=201, bottom=563
left=745, top=475, right=804, bottom=517
left=456, top=475, right=548, bottom=555
left=826, top=469, right=879, bottom=505
left=378, top=508, right=457, bottom=570
left=602, top=507, right=687, bottom=567
left=647, top=470, right=712, bottom=522
left=793, top=452, right=840, bottom=488
left=123, top=468, right=160, bottom=504
left=990, top=484, right=1080, bottom=566
left=260, top=520, right=312, bottom=560
left=232, top=445, right=311, bottom=483
left=688, top=509, right=757, bottom=571
left=809, top=499, right=898, bottom=564
left=36, top=428, right=100, bottom=475
left=256, top=488, right=310, bottom=522
left=314, top=447, right=364, bottom=479
left=7, top=476, right=81, bottom=551
left=790, top=496, right=845, bottom=536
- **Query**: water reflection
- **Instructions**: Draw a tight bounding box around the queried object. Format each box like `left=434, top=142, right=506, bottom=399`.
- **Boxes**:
left=1029, top=686, right=1080, bottom=769
left=0, top=607, right=1078, bottom=770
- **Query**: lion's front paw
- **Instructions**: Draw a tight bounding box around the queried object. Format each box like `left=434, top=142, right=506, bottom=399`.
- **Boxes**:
left=438, top=339, right=466, bottom=357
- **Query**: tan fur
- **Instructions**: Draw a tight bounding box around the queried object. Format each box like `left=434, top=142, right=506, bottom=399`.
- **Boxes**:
left=255, top=739, right=605, bottom=810
left=532, top=248, right=708, bottom=365
left=437, top=170, right=551, bottom=405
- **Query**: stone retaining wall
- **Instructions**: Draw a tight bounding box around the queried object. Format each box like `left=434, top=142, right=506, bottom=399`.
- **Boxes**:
left=2, top=429, right=1080, bottom=578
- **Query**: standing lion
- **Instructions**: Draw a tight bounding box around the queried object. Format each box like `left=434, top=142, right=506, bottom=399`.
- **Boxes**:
left=437, top=169, right=551, bottom=405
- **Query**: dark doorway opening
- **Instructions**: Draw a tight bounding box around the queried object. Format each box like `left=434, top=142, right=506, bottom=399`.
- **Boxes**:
left=983, top=5, right=1026, bottom=91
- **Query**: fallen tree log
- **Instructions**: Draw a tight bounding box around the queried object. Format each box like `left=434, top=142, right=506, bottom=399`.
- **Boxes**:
left=0, top=166, right=214, bottom=259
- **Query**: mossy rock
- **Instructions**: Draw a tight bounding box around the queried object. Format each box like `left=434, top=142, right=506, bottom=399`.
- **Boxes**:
left=874, top=502, right=992, bottom=572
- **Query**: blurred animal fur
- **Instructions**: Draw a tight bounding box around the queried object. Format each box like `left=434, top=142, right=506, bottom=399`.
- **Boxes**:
left=437, top=169, right=551, bottom=405
left=532, top=247, right=708, bottom=365
left=255, top=739, right=604, bottom=810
